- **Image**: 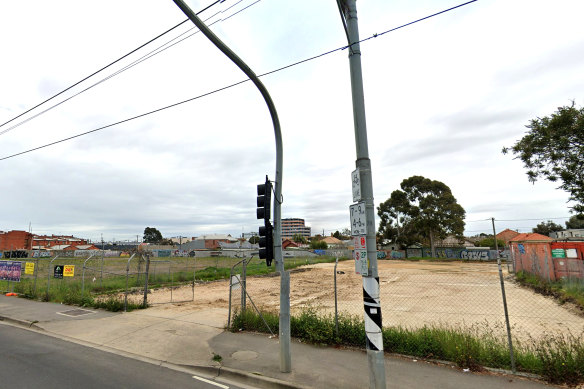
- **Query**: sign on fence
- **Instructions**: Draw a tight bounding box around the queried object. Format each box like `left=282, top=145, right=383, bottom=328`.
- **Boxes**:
left=64, top=265, right=75, bottom=277
left=53, top=265, right=64, bottom=279
left=0, top=261, right=22, bottom=282
left=25, top=262, right=35, bottom=275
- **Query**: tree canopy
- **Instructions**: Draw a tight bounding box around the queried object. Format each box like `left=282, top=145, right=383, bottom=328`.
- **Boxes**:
left=310, top=239, right=327, bottom=250
left=377, top=176, right=466, bottom=255
left=532, top=220, right=564, bottom=236
left=476, top=237, right=505, bottom=249
left=566, top=214, right=584, bottom=229
left=143, top=227, right=163, bottom=244
left=332, top=230, right=350, bottom=240
left=503, top=103, right=584, bottom=212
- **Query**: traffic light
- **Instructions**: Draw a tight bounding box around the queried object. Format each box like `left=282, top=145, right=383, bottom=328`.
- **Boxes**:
left=256, top=176, right=274, bottom=266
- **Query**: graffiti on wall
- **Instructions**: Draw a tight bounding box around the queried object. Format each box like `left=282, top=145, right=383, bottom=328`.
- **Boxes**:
left=32, top=251, right=52, bottom=258
left=1, top=250, right=29, bottom=259
left=377, top=250, right=406, bottom=259
left=418, top=248, right=493, bottom=260
left=406, top=248, right=422, bottom=258
left=459, top=250, right=489, bottom=260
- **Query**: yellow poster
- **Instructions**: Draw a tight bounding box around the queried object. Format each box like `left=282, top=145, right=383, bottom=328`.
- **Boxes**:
left=63, top=265, right=75, bottom=277
left=25, top=262, right=35, bottom=275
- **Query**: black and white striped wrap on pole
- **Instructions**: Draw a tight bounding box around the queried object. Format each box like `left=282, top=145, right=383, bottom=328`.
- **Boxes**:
left=363, top=277, right=383, bottom=351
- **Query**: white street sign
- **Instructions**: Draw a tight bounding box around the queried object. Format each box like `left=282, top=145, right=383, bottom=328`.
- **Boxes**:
left=350, top=201, right=367, bottom=236
left=352, top=168, right=361, bottom=202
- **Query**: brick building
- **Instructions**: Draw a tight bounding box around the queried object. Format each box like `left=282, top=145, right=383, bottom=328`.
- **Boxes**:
left=33, top=235, right=88, bottom=249
left=0, top=230, right=33, bottom=250
left=510, top=233, right=584, bottom=280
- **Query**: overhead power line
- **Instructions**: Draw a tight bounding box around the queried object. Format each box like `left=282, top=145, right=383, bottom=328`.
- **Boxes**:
left=0, top=0, right=260, bottom=137
left=0, top=0, right=226, bottom=135
left=496, top=217, right=571, bottom=222
left=0, top=0, right=478, bottom=162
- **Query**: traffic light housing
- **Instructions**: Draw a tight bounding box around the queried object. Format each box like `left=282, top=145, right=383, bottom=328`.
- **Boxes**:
left=257, top=176, right=273, bottom=266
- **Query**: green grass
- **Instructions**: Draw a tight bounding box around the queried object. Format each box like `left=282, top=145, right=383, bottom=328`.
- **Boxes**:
left=229, top=308, right=584, bottom=386
left=1, top=255, right=335, bottom=311
left=515, top=271, right=584, bottom=312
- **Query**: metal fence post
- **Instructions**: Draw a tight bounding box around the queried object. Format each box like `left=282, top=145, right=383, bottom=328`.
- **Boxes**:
left=242, top=257, right=247, bottom=315
left=492, top=218, right=516, bottom=373
left=46, top=255, right=59, bottom=297
left=81, top=252, right=96, bottom=294
left=124, top=254, right=136, bottom=312
left=143, top=254, right=150, bottom=308
left=334, top=257, right=339, bottom=338
left=170, top=260, right=173, bottom=303
left=192, top=255, right=196, bottom=301
left=33, top=256, right=39, bottom=296
left=100, top=249, right=104, bottom=288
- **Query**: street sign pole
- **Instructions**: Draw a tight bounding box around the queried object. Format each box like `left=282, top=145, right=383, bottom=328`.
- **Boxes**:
left=340, top=1, right=386, bottom=387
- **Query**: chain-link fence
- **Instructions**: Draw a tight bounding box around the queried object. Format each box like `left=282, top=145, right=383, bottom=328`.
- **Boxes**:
left=0, top=250, right=196, bottom=310
left=230, top=253, right=584, bottom=368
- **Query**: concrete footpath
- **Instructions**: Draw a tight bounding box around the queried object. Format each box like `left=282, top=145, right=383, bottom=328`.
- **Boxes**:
left=0, top=295, right=557, bottom=389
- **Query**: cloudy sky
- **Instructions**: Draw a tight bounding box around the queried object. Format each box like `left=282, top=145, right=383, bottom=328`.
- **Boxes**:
left=1, top=0, right=582, bottom=243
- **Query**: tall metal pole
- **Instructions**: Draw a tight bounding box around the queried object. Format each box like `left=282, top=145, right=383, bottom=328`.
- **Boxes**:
left=171, top=0, right=289, bottom=373
left=340, top=1, right=386, bottom=387
left=492, top=218, right=516, bottom=373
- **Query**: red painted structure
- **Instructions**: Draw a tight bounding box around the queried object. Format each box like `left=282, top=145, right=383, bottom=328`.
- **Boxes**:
left=510, top=233, right=584, bottom=280
left=550, top=241, right=584, bottom=279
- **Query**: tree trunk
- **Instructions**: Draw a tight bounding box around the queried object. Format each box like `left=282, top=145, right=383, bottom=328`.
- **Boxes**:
left=429, top=229, right=436, bottom=258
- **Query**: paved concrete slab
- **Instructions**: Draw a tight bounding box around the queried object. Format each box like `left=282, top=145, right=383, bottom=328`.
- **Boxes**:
left=0, top=295, right=117, bottom=325
left=0, top=295, right=559, bottom=389
left=209, top=331, right=553, bottom=389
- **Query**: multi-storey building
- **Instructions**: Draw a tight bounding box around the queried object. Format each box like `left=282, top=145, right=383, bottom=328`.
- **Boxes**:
left=281, top=218, right=311, bottom=240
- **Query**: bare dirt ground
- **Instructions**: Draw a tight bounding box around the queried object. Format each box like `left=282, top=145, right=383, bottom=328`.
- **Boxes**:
left=137, top=260, right=584, bottom=341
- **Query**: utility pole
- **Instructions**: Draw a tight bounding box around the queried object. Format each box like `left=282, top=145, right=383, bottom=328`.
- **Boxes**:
left=338, top=1, right=386, bottom=388
left=171, top=0, right=289, bottom=373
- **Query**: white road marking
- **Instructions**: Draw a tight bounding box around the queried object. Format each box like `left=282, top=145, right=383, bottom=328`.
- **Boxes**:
left=192, top=375, right=229, bottom=388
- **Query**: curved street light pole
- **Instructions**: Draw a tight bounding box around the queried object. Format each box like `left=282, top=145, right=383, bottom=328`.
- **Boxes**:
left=171, top=0, right=290, bottom=373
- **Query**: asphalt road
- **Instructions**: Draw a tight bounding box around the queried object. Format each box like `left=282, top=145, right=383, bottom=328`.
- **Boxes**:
left=0, top=323, right=244, bottom=389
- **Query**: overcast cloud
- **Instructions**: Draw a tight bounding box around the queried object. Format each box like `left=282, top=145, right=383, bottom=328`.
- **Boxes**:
left=1, top=0, right=582, bottom=243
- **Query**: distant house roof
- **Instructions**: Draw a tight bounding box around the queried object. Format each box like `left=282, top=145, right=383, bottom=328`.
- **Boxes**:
left=75, top=244, right=98, bottom=250
left=48, top=245, right=72, bottom=250
left=436, top=235, right=474, bottom=247
left=321, top=236, right=343, bottom=245
left=509, top=233, right=553, bottom=242
left=497, top=229, right=520, bottom=242
left=194, top=234, right=237, bottom=242
left=282, top=239, right=300, bottom=249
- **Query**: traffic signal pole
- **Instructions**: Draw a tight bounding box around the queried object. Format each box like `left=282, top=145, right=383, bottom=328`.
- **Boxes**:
left=339, top=1, right=387, bottom=387
left=171, top=0, right=290, bottom=373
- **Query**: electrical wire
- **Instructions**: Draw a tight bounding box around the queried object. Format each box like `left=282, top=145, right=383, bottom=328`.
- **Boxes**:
left=0, top=0, right=478, bottom=162
left=0, top=0, right=226, bottom=136
left=0, top=0, right=258, bottom=137
left=496, top=217, right=571, bottom=221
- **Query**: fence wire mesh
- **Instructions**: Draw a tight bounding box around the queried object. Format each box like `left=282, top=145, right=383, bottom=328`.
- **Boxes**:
left=0, top=252, right=196, bottom=309
left=232, top=256, right=584, bottom=346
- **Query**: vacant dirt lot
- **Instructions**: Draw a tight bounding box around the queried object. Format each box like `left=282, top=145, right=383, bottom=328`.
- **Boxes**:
left=142, top=260, right=584, bottom=340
